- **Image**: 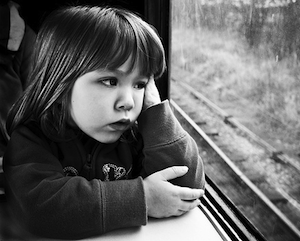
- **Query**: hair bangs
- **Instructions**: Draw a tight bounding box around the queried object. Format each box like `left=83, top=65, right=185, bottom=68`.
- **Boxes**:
left=135, top=30, right=166, bottom=79
left=103, top=22, right=137, bottom=72
left=126, top=13, right=166, bottom=79
left=88, top=8, right=166, bottom=78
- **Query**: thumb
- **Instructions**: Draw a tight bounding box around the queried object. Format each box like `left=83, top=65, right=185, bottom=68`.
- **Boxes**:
left=159, top=166, right=189, bottom=181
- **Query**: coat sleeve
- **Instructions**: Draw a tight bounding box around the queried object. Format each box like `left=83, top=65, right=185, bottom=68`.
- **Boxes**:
left=138, top=100, right=205, bottom=189
left=3, top=126, right=147, bottom=239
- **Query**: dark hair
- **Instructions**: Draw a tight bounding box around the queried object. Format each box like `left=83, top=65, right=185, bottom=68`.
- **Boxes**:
left=7, top=5, right=166, bottom=139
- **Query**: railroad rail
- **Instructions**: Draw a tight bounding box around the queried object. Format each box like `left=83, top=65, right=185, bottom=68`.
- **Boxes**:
left=170, top=80, right=300, bottom=241
left=176, top=81, right=300, bottom=173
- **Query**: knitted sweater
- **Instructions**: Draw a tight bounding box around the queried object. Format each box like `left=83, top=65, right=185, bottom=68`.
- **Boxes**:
left=3, top=100, right=205, bottom=239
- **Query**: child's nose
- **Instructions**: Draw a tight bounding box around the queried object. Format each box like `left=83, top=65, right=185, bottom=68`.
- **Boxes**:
left=116, top=90, right=134, bottom=111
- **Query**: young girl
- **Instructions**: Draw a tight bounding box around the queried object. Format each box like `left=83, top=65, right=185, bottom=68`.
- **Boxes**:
left=3, top=5, right=205, bottom=239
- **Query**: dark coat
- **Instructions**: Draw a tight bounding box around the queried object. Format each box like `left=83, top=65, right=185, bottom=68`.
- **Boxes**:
left=4, top=101, right=205, bottom=239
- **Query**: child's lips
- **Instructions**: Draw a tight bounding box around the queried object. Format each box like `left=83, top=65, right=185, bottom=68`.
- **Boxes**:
left=109, top=119, right=131, bottom=131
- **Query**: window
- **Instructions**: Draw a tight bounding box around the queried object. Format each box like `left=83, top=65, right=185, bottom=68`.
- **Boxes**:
left=170, top=1, right=300, bottom=240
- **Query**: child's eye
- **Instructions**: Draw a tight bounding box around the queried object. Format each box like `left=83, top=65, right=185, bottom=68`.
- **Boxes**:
left=101, top=78, right=118, bottom=87
left=134, top=81, right=147, bottom=90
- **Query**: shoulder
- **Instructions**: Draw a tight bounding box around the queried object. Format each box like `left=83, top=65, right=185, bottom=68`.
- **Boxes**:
left=7, top=120, right=66, bottom=157
left=3, top=121, right=52, bottom=168
left=4, top=121, right=79, bottom=167
left=6, top=121, right=52, bottom=158
left=10, top=120, right=45, bottom=141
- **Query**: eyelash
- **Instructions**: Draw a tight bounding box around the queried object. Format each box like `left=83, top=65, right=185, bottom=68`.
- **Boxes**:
left=135, top=82, right=147, bottom=90
left=101, top=78, right=118, bottom=87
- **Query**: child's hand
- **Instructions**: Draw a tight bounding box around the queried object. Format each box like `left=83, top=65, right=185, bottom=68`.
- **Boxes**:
left=143, top=76, right=161, bottom=110
left=143, top=166, right=205, bottom=218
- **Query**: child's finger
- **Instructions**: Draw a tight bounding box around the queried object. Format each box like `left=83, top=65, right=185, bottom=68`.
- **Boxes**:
left=179, top=199, right=201, bottom=213
left=157, top=166, right=189, bottom=181
left=177, top=187, right=205, bottom=200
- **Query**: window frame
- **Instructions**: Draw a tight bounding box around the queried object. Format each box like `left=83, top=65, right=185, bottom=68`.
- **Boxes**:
left=148, top=0, right=267, bottom=240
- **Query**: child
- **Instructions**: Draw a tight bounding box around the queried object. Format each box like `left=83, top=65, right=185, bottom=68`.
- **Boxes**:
left=3, top=5, right=205, bottom=240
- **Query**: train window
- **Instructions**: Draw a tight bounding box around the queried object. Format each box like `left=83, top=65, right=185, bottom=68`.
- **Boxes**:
left=170, top=0, right=300, bottom=240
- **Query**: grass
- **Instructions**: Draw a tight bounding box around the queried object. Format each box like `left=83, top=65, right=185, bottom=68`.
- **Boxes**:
left=171, top=27, right=300, bottom=155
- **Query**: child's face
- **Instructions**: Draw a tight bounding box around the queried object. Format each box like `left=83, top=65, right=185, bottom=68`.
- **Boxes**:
left=69, top=58, right=148, bottom=143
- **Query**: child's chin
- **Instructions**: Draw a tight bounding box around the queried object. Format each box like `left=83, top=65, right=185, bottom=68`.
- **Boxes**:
left=93, top=133, right=122, bottom=144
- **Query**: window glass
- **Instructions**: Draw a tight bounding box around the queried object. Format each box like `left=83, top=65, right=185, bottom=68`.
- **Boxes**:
left=171, top=0, right=300, bottom=240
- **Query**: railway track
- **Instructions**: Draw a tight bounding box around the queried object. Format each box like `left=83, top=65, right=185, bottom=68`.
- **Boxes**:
left=170, top=80, right=300, bottom=241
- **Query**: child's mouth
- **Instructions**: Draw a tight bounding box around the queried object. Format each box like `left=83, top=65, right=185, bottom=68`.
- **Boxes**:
left=109, top=119, right=131, bottom=131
